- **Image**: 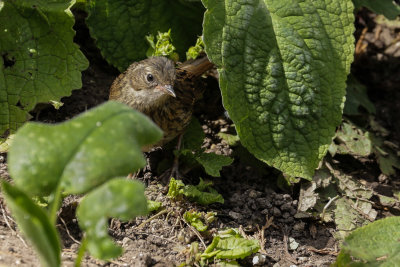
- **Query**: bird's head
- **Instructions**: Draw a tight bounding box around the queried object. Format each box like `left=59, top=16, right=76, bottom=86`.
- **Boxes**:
left=123, top=57, right=176, bottom=108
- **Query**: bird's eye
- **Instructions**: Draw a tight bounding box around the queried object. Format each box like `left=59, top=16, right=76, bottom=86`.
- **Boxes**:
left=146, top=73, right=154, bottom=82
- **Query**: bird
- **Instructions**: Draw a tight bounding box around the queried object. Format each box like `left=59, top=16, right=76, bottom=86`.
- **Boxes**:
left=109, top=56, right=213, bottom=152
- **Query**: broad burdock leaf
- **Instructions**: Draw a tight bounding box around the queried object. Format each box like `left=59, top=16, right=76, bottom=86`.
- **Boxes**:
left=353, top=0, right=400, bottom=20
left=202, top=0, right=355, bottom=179
left=86, top=0, right=204, bottom=71
left=0, top=0, right=88, bottom=146
left=8, top=101, right=163, bottom=196
left=338, top=216, right=400, bottom=264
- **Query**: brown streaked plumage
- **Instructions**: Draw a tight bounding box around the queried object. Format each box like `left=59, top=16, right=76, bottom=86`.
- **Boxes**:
left=109, top=56, right=213, bottom=151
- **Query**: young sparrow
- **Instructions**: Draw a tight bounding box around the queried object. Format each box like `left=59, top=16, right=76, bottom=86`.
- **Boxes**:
left=109, top=56, right=212, bottom=151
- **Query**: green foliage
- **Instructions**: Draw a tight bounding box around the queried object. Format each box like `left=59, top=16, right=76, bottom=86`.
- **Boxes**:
left=344, top=76, right=376, bottom=116
left=184, top=211, right=208, bottom=232
left=334, top=122, right=372, bottom=157
left=3, top=102, right=162, bottom=265
left=186, top=36, right=205, bottom=60
left=168, top=178, right=224, bottom=205
left=77, top=179, right=148, bottom=259
left=180, top=118, right=233, bottom=177
left=370, top=133, right=400, bottom=176
left=86, top=0, right=204, bottom=71
left=147, top=200, right=162, bottom=212
left=218, top=133, right=240, bottom=147
left=202, top=0, right=355, bottom=179
left=334, top=216, right=400, bottom=266
left=0, top=0, right=88, bottom=147
left=2, top=182, right=61, bottom=267
left=146, top=30, right=179, bottom=61
left=201, top=229, right=260, bottom=260
left=353, top=0, right=400, bottom=20
left=195, top=152, right=234, bottom=177
left=8, top=101, right=162, bottom=196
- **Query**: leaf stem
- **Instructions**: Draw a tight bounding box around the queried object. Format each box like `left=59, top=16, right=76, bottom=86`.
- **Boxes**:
left=49, top=185, right=63, bottom=225
left=74, top=236, right=87, bottom=267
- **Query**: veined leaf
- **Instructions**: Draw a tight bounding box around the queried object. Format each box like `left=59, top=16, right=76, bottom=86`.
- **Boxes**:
left=8, top=101, right=162, bottom=196
left=353, top=0, right=400, bottom=20
left=86, top=0, right=204, bottom=71
left=202, top=0, right=355, bottom=179
left=0, top=0, right=88, bottom=146
left=338, top=216, right=400, bottom=264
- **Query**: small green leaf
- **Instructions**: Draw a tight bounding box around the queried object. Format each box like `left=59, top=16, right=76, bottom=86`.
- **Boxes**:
left=2, top=182, right=61, bottom=267
left=86, top=0, right=204, bottom=71
left=182, top=118, right=205, bottom=150
left=76, top=178, right=148, bottom=260
left=344, top=76, right=376, bottom=116
left=218, top=132, right=240, bottom=147
left=202, top=0, right=355, bottom=179
left=340, top=216, right=400, bottom=264
left=8, top=101, right=162, bottom=196
left=195, top=152, right=233, bottom=177
left=184, top=211, right=208, bottom=232
left=202, top=235, right=260, bottom=260
left=146, top=30, right=179, bottom=61
left=168, top=178, right=224, bottom=205
left=353, top=0, right=400, bottom=20
left=334, top=122, right=372, bottom=157
left=370, top=133, right=400, bottom=176
left=147, top=200, right=162, bottom=212
left=186, top=36, right=205, bottom=60
left=0, top=0, right=89, bottom=144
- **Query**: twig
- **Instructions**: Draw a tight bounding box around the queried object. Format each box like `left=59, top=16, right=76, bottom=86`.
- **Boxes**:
left=1, top=204, right=27, bottom=248
left=355, top=27, right=368, bottom=57
left=282, top=227, right=298, bottom=264
left=137, top=209, right=168, bottom=229
left=256, top=216, right=275, bottom=253
left=134, top=232, right=180, bottom=245
left=182, top=218, right=206, bottom=249
left=321, top=195, right=339, bottom=221
left=59, top=216, right=81, bottom=244
left=308, top=247, right=339, bottom=256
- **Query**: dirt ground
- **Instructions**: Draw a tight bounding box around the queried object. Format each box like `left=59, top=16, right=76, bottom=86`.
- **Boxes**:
left=1, top=9, right=399, bottom=267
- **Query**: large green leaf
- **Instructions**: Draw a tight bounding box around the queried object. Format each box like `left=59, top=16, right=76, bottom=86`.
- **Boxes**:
left=0, top=0, right=88, bottom=145
left=202, top=0, right=355, bottom=179
left=76, top=178, right=148, bottom=260
left=353, top=0, right=400, bottom=20
left=86, top=0, right=204, bottom=71
left=336, top=216, right=400, bottom=265
left=2, top=182, right=61, bottom=267
left=8, top=101, right=163, bottom=196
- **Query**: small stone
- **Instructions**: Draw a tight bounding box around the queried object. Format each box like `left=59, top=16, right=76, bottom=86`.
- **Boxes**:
left=248, top=189, right=262, bottom=199
left=280, top=202, right=292, bottom=211
left=229, top=211, right=243, bottom=220
left=70, top=243, right=79, bottom=251
left=252, top=253, right=267, bottom=265
left=289, top=237, right=299, bottom=250
left=293, top=222, right=306, bottom=232
left=261, top=209, right=269, bottom=215
left=273, top=207, right=281, bottom=217
left=122, top=237, right=133, bottom=247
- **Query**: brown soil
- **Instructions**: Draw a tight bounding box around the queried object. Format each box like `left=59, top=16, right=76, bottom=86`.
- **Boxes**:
left=0, top=9, right=399, bottom=267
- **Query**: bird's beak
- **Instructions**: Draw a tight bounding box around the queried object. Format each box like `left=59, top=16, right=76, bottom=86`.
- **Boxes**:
left=156, top=84, right=176, bottom=98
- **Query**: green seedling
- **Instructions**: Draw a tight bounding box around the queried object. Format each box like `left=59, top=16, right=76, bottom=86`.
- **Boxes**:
left=2, top=102, right=163, bottom=266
